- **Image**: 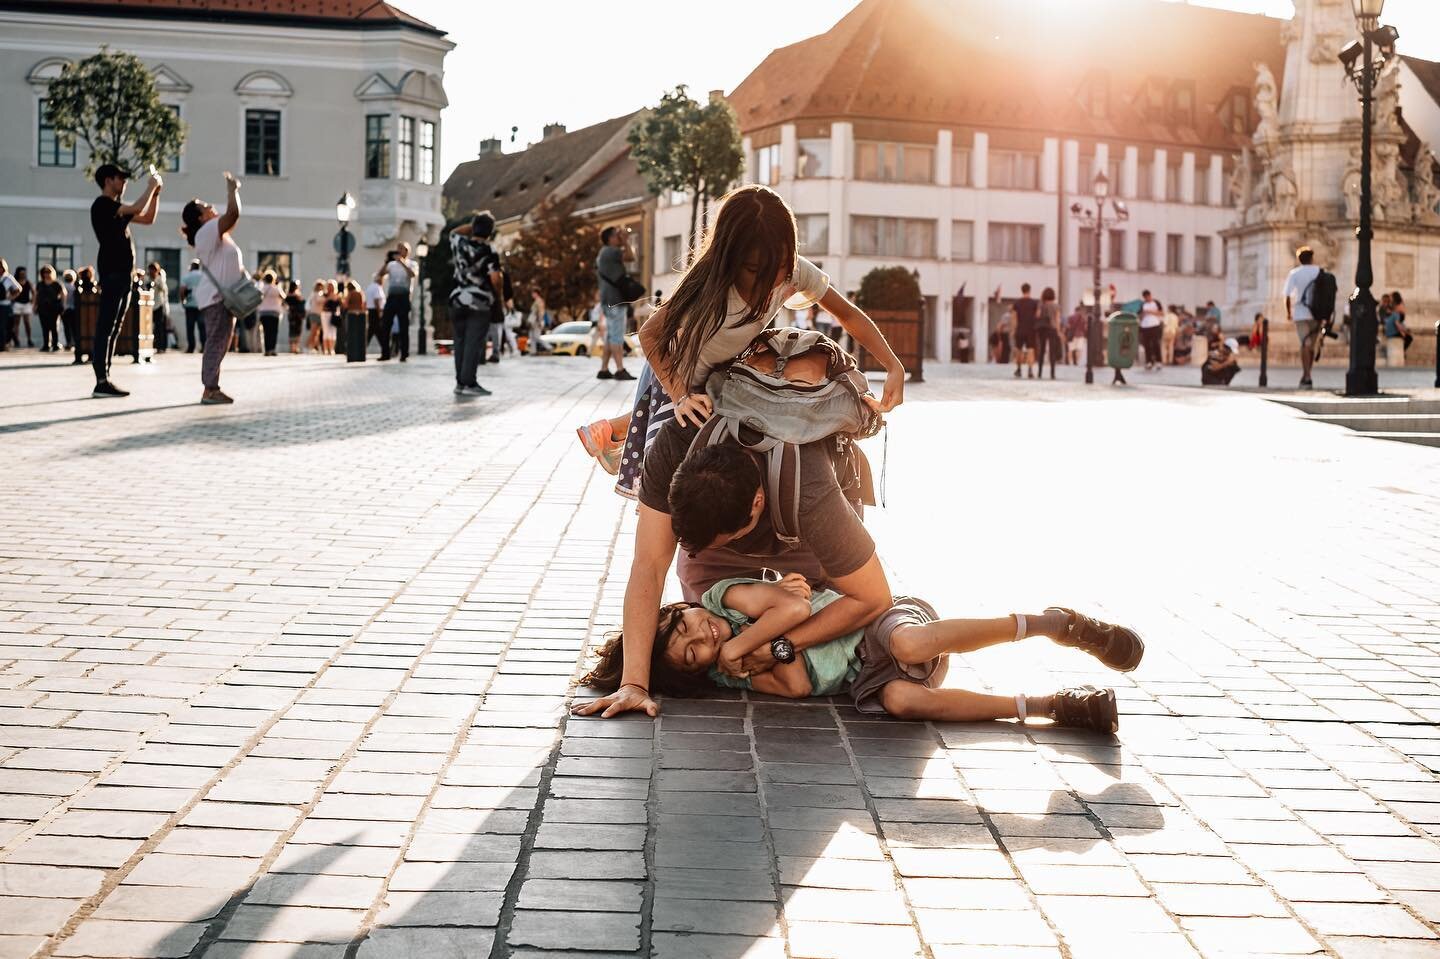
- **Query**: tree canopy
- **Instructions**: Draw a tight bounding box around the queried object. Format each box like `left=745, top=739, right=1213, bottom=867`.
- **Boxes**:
left=855, top=266, right=921, bottom=312
left=504, top=201, right=602, bottom=320
left=44, top=47, right=186, bottom=179
left=628, top=86, right=743, bottom=254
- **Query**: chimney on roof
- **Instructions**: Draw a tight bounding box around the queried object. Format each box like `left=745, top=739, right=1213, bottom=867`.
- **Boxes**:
left=479, top=137, right=503, bottom=156
left=708, top=89, right=726, bottom=103
left=542, top=123, right=567, bottom=140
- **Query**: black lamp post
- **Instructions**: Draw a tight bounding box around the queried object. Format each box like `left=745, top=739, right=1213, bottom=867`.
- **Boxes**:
left=415, top=238, right=429, bottom=356
left=335, top=192, right=356, bottom=276
left=1070, top=170, right=1128, bottom=385
left=1339, top=0, right=1399, bottom=397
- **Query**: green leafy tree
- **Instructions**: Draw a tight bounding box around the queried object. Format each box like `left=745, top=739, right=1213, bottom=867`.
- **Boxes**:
left=628, top=86, right=743, bottom=255
left=44, top=47, right=186, bottom=179
left=505, top=200, right=603, bottom=320
left=855, top=266, right=921, bottom=312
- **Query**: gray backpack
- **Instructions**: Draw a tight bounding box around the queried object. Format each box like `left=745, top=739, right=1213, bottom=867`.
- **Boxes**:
left=688, top=328, right=883, bottom=549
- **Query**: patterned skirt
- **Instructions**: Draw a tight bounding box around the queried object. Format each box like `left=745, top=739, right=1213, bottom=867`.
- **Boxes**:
left=615, top=363, right=676, bottom=500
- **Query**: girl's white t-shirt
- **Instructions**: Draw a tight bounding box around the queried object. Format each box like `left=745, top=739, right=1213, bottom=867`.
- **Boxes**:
left=194, top=219, right=246, bottom=308
left=690, top=255, right=830, bottom=388
left=308, top=291, right=326, bottom=314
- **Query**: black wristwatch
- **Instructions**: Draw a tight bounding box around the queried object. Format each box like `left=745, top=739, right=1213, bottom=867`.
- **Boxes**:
left=770, top=637, right=796, bottom=664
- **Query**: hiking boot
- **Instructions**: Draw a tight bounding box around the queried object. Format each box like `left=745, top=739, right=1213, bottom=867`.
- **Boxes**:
left=597, top=443, right=624, bottom=476
left=1052, top=686, right=1119, bottom=733
left=614, top=369, right=636, bottom=381
left=1046, top=607, right=1144, bottom=672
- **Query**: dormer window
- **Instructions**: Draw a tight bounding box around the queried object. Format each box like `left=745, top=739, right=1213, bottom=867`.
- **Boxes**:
left=1171, top=82, right=1196, bottom=127
left=1078, top=73, right=1109, bottom=120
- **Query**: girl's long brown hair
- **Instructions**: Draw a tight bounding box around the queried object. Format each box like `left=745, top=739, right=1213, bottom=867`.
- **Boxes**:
left=652, top=185, right=798, bottom=390
left=579, top=603, right=713, bottom=697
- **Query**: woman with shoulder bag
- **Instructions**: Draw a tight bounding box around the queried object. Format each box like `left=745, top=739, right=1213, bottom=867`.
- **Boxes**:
left=182, top=172, right=252, bottom=404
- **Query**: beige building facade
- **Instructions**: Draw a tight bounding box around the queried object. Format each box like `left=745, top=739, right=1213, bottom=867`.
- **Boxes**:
left=0, top=0, right=450, bottom=342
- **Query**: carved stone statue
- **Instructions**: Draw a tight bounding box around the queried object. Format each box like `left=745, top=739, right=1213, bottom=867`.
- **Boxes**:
left=1253, top=62, right=1280, bottom=145
left=1342, top=143, right=1363, bottom=221
left=1267, top=166, right=1298, bottom=222
left=1374, top=139, right=1410, bottom=221
left=1414, top=143, right=1440, bottom=224
left=1376, top=58, right=1402, bottom=136
left=1229, top=147, right=1255, bottom=215
left=1305, top=229, right=1341, bottom=270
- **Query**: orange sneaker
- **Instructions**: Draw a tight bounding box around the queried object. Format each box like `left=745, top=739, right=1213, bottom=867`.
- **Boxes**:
left=576, top=419, right=613, bottom=458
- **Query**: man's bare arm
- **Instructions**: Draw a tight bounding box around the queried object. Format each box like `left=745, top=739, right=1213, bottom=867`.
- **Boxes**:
left=571, top=503, right=677, bottom=718
left=782, top=553, right=892, bottom=655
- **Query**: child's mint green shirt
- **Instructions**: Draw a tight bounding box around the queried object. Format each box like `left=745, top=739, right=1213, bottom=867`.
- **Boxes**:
left=701, top=576, right=863, bottom=696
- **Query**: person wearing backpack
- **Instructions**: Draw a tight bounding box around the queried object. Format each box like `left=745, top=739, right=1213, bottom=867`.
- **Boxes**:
left=572, top=185, right=908, bottom=721
left=1283, top=245, right=1326, bottom=389
left=181, top=171, right=247, bottom=405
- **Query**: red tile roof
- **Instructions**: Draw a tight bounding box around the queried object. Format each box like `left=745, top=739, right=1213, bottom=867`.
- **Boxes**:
left=728, top=0, right=1286, bottom=150
left=1, top=0, right=440, bottom=33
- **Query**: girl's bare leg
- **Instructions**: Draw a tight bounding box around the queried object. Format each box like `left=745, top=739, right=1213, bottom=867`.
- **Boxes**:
left=880, top=682, right=1052, bottom=723
left=888, top=612, right=1069, bottom=666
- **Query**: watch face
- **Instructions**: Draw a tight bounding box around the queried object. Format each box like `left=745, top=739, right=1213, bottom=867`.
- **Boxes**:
left=771, top=638, right=796, bottom=664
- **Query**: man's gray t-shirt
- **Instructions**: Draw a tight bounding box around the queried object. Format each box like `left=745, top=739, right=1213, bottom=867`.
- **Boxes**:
left=597, top=245, right=625, bottom=308
left=638, top=418, right=875, bottom=581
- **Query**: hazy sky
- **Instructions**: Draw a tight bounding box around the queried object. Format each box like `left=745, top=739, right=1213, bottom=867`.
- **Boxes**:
left=402, top=0, right=1440, bottom=181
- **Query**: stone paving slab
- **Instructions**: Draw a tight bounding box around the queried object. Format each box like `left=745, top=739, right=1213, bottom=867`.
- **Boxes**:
left=2, top=351, right=1440, bottom=957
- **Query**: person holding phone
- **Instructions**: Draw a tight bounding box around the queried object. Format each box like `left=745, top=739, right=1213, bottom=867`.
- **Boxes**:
left=89, top=163, right=162, bottom=397
left=181, top=171, right=245, bottom=405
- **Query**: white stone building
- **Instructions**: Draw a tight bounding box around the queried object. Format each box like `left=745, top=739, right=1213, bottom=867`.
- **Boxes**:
left=651, top=0, right=1286, bottom=362
left=0, top=0, right=450, bottom=345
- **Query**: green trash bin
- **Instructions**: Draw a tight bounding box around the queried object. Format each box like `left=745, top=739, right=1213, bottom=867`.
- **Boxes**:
left=1105, top=311, right=1139, bottom=383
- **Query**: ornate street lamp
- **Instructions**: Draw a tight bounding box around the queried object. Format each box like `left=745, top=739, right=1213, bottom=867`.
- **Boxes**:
left=415, top=238, right=430, bottom=356
left=1069, top=170, right=1127, bottom=384
left=334, top=192, right=356, bottom=277
left=1339, top=0, right=1399, bottom=396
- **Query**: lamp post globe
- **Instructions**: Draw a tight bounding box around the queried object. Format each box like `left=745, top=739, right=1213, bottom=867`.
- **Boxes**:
left=1093, top=170, right=1110, bottom=200
left=1351, top=0, right=1384, bottom=29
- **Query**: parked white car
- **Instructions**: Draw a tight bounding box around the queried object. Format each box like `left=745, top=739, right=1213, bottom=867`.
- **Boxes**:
left=540, top=321, right=639, bottom=357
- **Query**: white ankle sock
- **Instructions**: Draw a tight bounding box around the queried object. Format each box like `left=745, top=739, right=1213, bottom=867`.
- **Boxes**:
left=1015, top=694, right=1028, bottom=723
left=1013, top=613, right=1027, bottom=642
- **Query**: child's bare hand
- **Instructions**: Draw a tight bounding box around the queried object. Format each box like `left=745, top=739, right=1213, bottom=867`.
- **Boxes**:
left=775, top=573, right=811, bottom=601
left=738, top=645, right=778, bottom=676
left=717, top=639, right=747, bottom=678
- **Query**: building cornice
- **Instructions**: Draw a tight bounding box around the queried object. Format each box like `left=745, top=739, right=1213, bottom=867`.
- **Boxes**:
left=0, top=1, right=448, bottom=38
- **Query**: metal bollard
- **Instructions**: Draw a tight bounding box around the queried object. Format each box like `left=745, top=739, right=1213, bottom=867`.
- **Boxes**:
left=1259, top=317, right=1269, bottom=388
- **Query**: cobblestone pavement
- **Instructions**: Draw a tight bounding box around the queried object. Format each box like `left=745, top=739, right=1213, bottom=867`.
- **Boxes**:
left=2, top=350, right=1440, bottom=959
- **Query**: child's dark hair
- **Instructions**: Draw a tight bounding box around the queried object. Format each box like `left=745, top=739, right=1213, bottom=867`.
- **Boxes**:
left=579, top=602, right=713, bottom=697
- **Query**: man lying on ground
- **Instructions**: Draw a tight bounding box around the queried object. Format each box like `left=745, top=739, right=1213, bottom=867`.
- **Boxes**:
left=580, top=572, right=1144, bottom=733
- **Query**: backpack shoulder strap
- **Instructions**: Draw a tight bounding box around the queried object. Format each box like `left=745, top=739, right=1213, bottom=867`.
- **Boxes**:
left=768, top=442, right=802, bottom=549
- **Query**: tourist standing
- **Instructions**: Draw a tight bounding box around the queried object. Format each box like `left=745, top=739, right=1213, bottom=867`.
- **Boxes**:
left=364, top=274, right=387, bottom=358
left=448, top=211, right=501, bottom=397
left=306, top=281, right=326, bottom=353
left=1065, top=304, right=1087, bottom=366
left=323, top=280, right=341, bottom=354
left=1138, top=290, right=1163, bottom=371
left=284, top=281, right=305, bottom=354
left=1282, top=246, right=1323, bottom=388
left=1035, top=287, right=1059, bottom=380
left=1383, top=291, right=1409, bottom=368
left=11, top=267, right=34, bottom=348
left=91, top=163, right=162, bottom=397
left=378, top=243, right=417, bottom=362
left=182, top=171, right=245, bottom=405
left=595, top=227, right=636, bottom=381
left=344, top=280, right=366, bottom=356
left=60, top=269, right=78, bottom=355
left=1012, top=283, right=1038, bottom=378
left=180, top=258, right=203, bottom=352
left=0, top=259, right=17, bottom=352
left=256, top=271, right=283, bottom=356
left=147, top=262, right=170, bottom=352
left=35, top=265, right=65, bottom=352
